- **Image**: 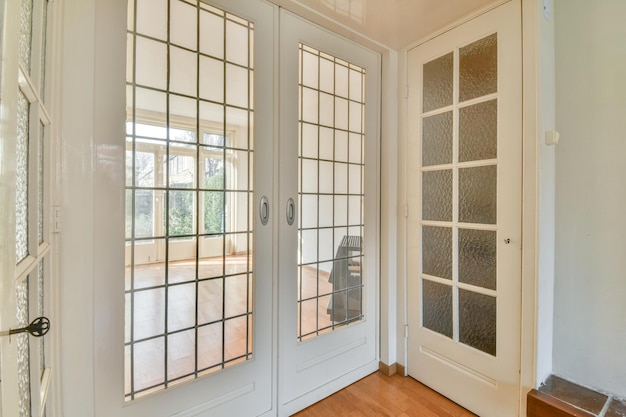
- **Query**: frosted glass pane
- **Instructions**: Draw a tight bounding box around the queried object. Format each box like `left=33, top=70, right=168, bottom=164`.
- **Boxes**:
left=226, top=64, right=248, bottom=108
left=302, top=50, right=319, bottom=89
left=423, top=52, right=453, bottom=112
left=301, top=87, right=318, bottom=124
left=422, top=111, right=452, bottom=167
left=422, top=279, right=452, bottom=338
left=422, top=169, right=452, bottom=222
left=226, top=20, right=249, bottom=67
left=301, top=123, right=318, bottom=159
left=170, top=46, right=197, bottom=96
left=349, top=101, right=362, bottom=133
left=135, top=37, right=167, bottom=89
left=335, top=64, right=349, bottom=98
left=319, top=92, right=334, bottom=126
left=460, top=33, right=498, bottom=102
left=168, top=284, right=196, bottom=332
left=334, top=196, right=348, bottom=226
left=19, top=0, right=33, bottom=73
left=17, top=280, right=31, bottom=417
left=16, top=92, right=30, bottom=263
left=335, top=97, right=349, bottom=130
left=459, top=165, right=497, bottom=224
left=170, top=0, right=197, bottom=50
left=459, top=229, right=496, bottom=290
left=459, top=289, right=496, bottom=356
left=200, top=10, right=224, bottom=59
left=38, top=125, right=44, bottom=244
left=199, top=56, right=224, bottom=102
left=460, top=99, right=497, bottom=162
left=422, top=226, right=452, bottom=280
left=334, top=130, right=348, bottom=162
left=334, top=163, right=348, bottom=194
left=136, top=0, right=167, bottom=40
left=319, top=57, right=334, bottom=93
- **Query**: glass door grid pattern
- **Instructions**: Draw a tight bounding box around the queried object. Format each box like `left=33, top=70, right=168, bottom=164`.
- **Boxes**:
left=297, top=43, right=366, bottom=341
left=15, top=0, right=52, bottom=416
left=126, top=0, right=254, bottom=400
left=420, top=33, right=499, bottom=356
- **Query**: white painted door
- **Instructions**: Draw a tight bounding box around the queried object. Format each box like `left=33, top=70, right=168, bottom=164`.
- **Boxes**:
left=406, top=1, right=522, bottom=416
left=0, top=0, right=54, bottom=416
left=93, top=0, right=276, bottom=416
left=278, top=10, right=381, bottom=416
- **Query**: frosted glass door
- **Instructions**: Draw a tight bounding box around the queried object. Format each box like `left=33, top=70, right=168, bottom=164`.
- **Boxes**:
left=407, top=2, right=523, bottom=417
left=0, top=1, right=54, bottom=416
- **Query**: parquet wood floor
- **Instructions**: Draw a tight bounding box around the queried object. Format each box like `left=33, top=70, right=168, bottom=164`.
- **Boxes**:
left=293, top=372, right=478, bottom=417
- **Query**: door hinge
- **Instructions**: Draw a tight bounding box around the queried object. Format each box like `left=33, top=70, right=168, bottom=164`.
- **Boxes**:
left=53, top=206, right=62, bottom=233
left=404, top=204, right=409, bottom=218
left=404, top=324, right=409, bottom=339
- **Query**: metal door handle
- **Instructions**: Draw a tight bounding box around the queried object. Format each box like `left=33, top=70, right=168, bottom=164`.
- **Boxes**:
left=0, top=316, right=50, bottom=338
left=286, top=198, right=295, bottom=226
left=259, top=196, right=270, bottom=225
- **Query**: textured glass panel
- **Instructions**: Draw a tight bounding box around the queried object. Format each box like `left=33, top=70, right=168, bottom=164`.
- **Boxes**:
left=17, top=92, right=30, bottom=263
left=422, top=169, right=452, bottom=221
left=423, top=52, right=453, bottom=112
left=459, top=99, right=497, bottom=162
left=422, top=111, right=452, bottom=167
left=422, top=279, right=452, bottom=338
left=39, top=124, right=45, bottom=244
left=40, top=1, right=49, bottom=99
left=38, top=261, right=45, bottom=372
left=459, top=165, right=497, bottom=224
left=19, top=0, right=33, bottom=72
left=460, top=33, right=498, bottom=102
left=422, top=226, right=452, bottom=280
left=17, top=280, right=31, bottom=417
left=459, top=229, right=496, bottom=290
left=170, top=0, right=197, bottom=50
left=459, top=289, right=496, bottom=355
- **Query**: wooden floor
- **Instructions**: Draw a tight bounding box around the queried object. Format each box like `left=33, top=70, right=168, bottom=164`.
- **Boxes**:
left=293, top=372, right=477, bottom=417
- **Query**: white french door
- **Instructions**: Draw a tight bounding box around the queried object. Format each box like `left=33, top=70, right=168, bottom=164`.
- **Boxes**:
left=406, top=1, right=522, bottom=416
left=278, top=10, right=380, bottom=416
left=0, top=0, right=54, bottom=416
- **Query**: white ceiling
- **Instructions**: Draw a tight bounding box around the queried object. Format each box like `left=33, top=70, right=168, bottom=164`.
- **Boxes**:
left=269, top=0, right=502, bottom=50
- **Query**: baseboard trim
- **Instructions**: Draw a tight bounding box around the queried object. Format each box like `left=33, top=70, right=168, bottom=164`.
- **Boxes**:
left=378, top=362, right=406, bottom=377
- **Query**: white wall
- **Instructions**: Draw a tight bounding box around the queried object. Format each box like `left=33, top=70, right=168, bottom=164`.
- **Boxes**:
left=553, top=0, right=626, bottom=397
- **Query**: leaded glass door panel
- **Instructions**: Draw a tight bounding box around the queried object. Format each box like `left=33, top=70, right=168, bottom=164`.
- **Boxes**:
left=0, top=0, right=54, bottom=416
left=278, top=10, right=380, bottom=416
left=407, top=2, right=522, bottom=416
